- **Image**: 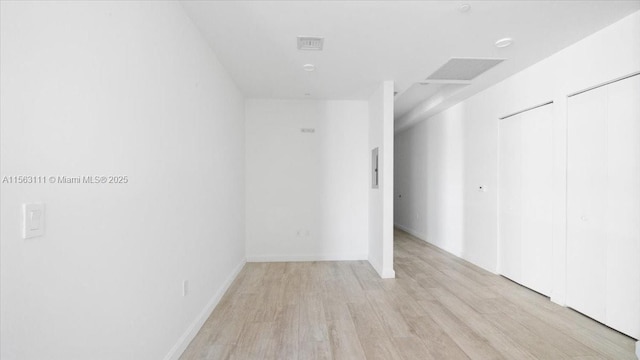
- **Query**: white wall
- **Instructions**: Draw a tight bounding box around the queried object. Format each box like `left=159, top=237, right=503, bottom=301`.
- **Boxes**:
left=395, top=10, right=640, bottom=303
left=0, top=2, right=245, bottom=360
left=394, top=106, right=465, bottom=257
left=245, top=99, right=369, bottom=261
left=369, top=81, right=395, bottom=278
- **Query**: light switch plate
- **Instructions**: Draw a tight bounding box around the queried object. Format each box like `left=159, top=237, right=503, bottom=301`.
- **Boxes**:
left=23, top=203, right=45, bottom=239
left=182, top=280, right=189, bottom=297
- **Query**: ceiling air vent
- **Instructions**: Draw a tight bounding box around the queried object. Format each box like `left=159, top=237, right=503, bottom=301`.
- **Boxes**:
left=426, top=58, right=504, bottom=81
left=297, top=36, right=324, bottom=51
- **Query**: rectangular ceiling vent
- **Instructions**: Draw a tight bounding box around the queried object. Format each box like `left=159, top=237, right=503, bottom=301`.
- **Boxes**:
left=426, top=58, right=505, bottom=81
left=297, top=36, right=324, bottom=51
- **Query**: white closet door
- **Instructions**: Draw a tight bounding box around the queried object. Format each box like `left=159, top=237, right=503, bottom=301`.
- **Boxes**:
left=520, top=106, right=553, bottom=295
left=567, top=74, right=640, bottom=339
left=567, top=86, right=608, bottom=323
left=499, top=103, right=553, bottom=296
left=605, top=75, right=640, bottom=339
left=499, top=114, right=523, bottom=284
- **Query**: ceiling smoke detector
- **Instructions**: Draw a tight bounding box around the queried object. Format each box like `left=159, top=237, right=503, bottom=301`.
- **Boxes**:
left=297, top=36, right=324, bottom=51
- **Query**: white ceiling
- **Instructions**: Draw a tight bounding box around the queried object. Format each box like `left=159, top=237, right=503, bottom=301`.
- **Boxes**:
left=181, top=1, right=639, bottom=126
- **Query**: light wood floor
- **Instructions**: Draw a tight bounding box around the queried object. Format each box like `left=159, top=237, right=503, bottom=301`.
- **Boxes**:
left=180, top=229, right=637, bottom=360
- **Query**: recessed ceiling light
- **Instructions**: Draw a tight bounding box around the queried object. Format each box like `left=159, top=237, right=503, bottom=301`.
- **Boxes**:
left=303, top=64, right=315, bottom=72
left=495, top=38, right=513, bottom=48
left=458, top=4, right=471, bottom=12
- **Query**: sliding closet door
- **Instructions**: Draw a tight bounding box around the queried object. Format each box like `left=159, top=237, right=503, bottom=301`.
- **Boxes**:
left=499, top=103, right=553, bottom=296
left=567, top=74, right=640, bottom=339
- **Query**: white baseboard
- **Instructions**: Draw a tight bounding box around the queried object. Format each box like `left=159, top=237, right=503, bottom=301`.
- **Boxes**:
left=394, top=224, right=465, bottom=258
left=381, top=267, right=396, bottom=279
left=393, top=223, right=426, bottom=241
left=636, top=341, right=639, bottom=359
left=395, top=224, right=501, bottom=275
left=163, top=258, right=246, bottom=360
left=246, top=254, right=367, bottom=262
left=368, top=253, right=395, bottom=279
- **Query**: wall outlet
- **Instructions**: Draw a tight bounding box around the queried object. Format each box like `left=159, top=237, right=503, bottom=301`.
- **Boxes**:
left=182, top=280, right=189, bottom=297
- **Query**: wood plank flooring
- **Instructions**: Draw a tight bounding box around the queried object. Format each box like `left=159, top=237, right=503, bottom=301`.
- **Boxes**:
left=179, top=229, right=637, bottom=360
